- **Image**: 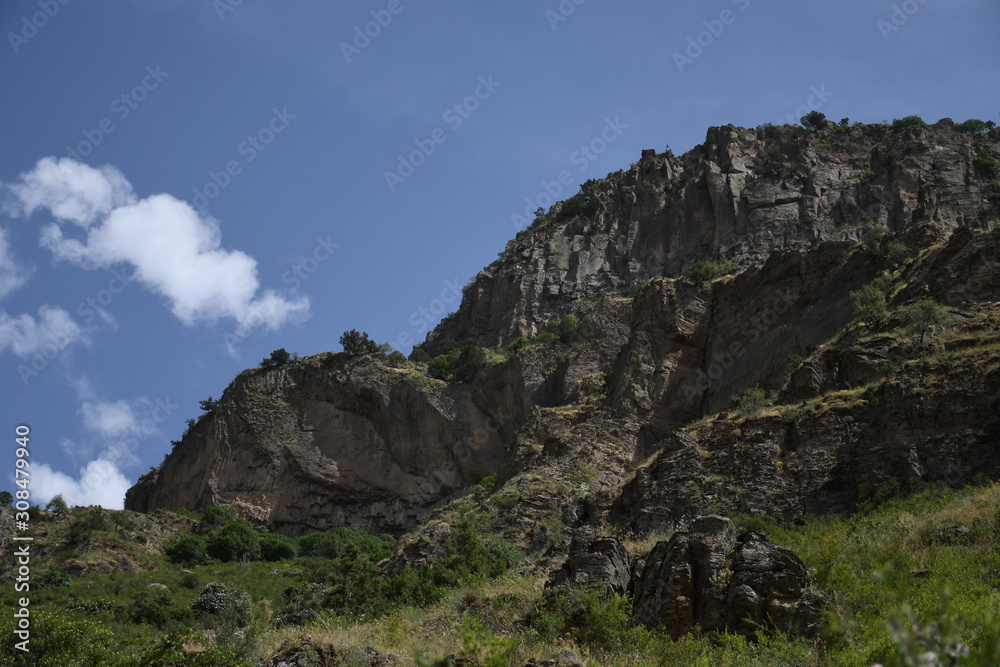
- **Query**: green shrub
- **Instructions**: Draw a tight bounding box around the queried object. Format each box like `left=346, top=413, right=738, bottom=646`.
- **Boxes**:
left=190, top=582, right=253, bottom=628
left=409, top=347, right=430, bottom=363
left=861, top=169, right=877, bottom=182
left=339, top=329, right=380, bottom=355
left=545, top=313, right=579, bottom=343
left=800, top=110, right=829, bottom=131
left=206, top=519, right=262, bottom=562
left=166, top=534, right=207, bottom=564
left=67, top=507, right=111, bottom=544
left=427, top=339, right=486, bottom=382
left=387, top=350, right=407, bottom=365
left=852, top=278, right=891, bottom=327
left=892, top=115, right=926, bottom=129
left=0, top=611, right=133, bottom=666
left=259, top=532, right=299, bottom=561
left=259, top=348, right=291, bottom=368
left=45, top=494, right=68, bottom=511
left=196, top=505, right=236, bottom=534
left=974, top=148, right=1000, bottom=178
left=505, top=336, right=531, bottom=354
left=900, top=298, right=954, bottom=345
left=735, top=387, right=769, bottom=418
left=689, top=258, right=737, bottom=282
left=297, top=526, right=393, bottom=559
left=954, top=119, right=991, bottom=135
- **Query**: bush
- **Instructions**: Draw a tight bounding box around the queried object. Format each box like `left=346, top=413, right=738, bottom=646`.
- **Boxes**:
left=387, top=350, right=407, bottom=365
left=689, top=258, right=738, bottom=282
left=974, top=148, right=1000, bottom=178
left=259, top=532, right=299, bottom=561
left=339, top=329, right=380, bottom=355
left=298, top=526, right=394, bottom=559
left=427, top=339, right=486, bottom=382
left=892, top=115, right=926, bottom=129
left=735, top=387, right=768, bottom=418
left=800, top=111, right=829, bottom=131
left=67, top=507, right=111, bottom=544
left=199, top=396, right=220, bottom=412
left=0, top=611, right=131, bottom=666
left=954, top=119, right=991, bottom=135
left=409, top=347, right=430, bottom=363
left=259, top=348, right=291, bottom=368
left=190, top=582, right=253, bottom=628
left=900, top=298, right=954, bottom=345
left=166, top=534, right=207, bottom=564
left=852, top=278, right=891, bottom=327
left=206, top=519, right=262, bottom=562
left=545, top=313, right=579, bottom=343
left=196, top=505, right=236, bottom=534
left=45, top=494, right=68, bottom=511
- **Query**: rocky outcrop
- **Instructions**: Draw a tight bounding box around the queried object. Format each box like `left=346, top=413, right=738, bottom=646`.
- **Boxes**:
left=429, top=122, right=999, bottom=350
left=632, top=516, right=823, bottom=638
left=126, top=355, right=517, bottom=536
left=544, top=534, right=632, bottom=596
left=612, top=227, right=1000, bottom=532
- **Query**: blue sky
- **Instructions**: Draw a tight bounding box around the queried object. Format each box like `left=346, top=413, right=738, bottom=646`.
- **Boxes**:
left=1, top=0, right=997, bottom=508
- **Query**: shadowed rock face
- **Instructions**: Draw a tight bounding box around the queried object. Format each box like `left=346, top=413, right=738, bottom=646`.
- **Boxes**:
left=126, top=357, right=516, bottom=536
left=632, top=516, right=824, bottom=638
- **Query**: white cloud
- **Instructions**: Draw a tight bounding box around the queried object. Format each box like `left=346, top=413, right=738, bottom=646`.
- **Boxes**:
left=0, top=228, right=31, bottom=299
left=0, top=305, right=88, bottom=358
left=33, top=459, right=132, bottom=509
left=82, top=400, right=138, bottom=438
left=8, top=157, right=310, bottom=329
left=6, top=157, right=135, bottom=227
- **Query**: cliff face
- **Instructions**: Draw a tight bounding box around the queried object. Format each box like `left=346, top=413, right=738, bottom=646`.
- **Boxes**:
left=429, top=120, right=995, bottom=350
left=127, top=119, right=1000, bottom=541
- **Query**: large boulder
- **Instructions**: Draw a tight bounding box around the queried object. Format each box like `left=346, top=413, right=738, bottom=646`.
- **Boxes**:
left=632, top=516, right=823, bottom=638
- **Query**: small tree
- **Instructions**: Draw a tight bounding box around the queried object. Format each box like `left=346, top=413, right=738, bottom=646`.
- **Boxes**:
left=339, top=330, right=380, bottom=356
left=0, top=490, right=12, bottom=506
left=45, top=494, right=68, bottom=512
left=199, top=397, right=220, bottom=412
left=260, top=348, right=291, bottom=368
left=954, top=119, right=989, bottom=135
left=901, top=299, right=954, bottom=346
left=852, top=280, right=890, bottom=328
left=800, top=111, right=829, bottom=131
left=892, top=115, right=926, bottom=129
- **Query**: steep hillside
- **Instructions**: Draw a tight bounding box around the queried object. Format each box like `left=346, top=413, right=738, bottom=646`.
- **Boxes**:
left=127, top=118, right=1000, bottom=543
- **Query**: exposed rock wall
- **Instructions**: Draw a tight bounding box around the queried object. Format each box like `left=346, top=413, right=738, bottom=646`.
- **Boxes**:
left=429, top=121, right=998, bottom=350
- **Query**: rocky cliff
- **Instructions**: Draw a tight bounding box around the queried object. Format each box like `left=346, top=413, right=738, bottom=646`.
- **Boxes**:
left=126, top=119, right=1000, bottom=551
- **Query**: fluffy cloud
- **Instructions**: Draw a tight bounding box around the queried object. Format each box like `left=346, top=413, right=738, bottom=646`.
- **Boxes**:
left=8, top=157, right=310, bottom=329
left=81, top=399, right=138, bottom=438
left=6, top=157, right=135, bottom=227
left=0, top=305, right=87, bottom=358
left=33, top=459, right=132, bottom=509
